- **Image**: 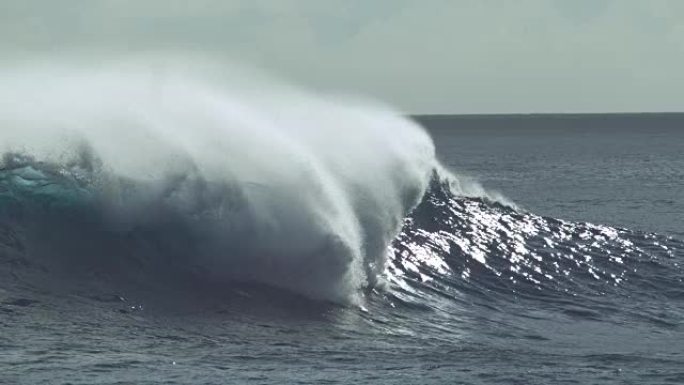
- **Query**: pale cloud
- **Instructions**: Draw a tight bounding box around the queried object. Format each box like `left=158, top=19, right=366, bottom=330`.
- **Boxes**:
left=1, top=0, right=682, bottom=113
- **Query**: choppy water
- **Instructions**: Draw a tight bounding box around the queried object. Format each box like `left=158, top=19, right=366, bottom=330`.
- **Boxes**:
left=2, top=109, right=683, bottom=384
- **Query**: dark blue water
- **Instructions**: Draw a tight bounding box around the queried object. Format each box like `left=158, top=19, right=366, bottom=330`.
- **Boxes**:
left=1, top=114, right=683, bottom=384
left=422, top=114, right=684, bottom=238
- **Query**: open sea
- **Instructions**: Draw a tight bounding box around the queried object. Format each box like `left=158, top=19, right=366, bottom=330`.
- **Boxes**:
left=1, top=105, right=683, bottom=382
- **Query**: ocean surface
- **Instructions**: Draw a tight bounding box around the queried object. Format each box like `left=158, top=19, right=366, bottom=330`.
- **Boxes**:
left=421, top=114, right=684, bottom=238
left=1, top=107, right=683, bottom=383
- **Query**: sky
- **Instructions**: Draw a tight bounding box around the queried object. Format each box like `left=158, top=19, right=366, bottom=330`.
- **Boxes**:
left=1, top=0, right=683, bottom=114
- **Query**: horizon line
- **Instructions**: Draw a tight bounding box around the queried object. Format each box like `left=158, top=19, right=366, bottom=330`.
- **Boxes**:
left=410, top=111, right=684, bottom=118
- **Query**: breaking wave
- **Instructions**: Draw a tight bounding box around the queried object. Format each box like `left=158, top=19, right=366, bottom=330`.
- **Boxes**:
left=1, top=58, right=682, bottom=311
left=0, top=58, right=437, bottom=303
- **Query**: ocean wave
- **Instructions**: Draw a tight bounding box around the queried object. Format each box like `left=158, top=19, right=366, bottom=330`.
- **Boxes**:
left=1, top=59, right=682, bottom=310
left=0, top=59, right=437, bottom=303
left=387, top=173, right=684, bottom=310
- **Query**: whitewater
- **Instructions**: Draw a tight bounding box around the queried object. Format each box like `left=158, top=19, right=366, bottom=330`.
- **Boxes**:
left=1, top=59, right=683, bottom=384
left=0, top=58, right=441, bottom=304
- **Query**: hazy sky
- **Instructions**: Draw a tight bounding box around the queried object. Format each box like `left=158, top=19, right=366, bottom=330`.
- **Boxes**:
left=2, top=0, right=683, bottom=114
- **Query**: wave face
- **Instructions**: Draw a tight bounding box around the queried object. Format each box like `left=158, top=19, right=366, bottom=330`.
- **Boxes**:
left=2, top=159, right=682, bottom=310
left=0, top=60, right=435, bottom=303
